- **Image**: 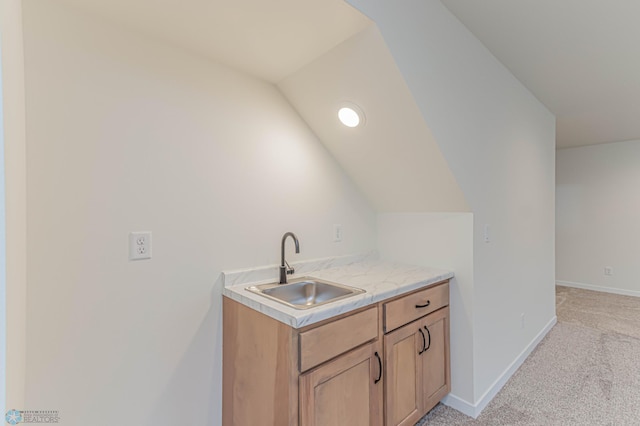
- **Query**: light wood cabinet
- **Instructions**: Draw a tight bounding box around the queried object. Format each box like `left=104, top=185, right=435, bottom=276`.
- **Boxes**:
left=223, top=297, right=299, bottom=426
left=223, top=279, right=450, bottom=426
left=299, top=307, right=378, bottom=372
left=383, top=319, right=422, bottom=426
left=383, top=283, right=451, bottom=426
left=420, top=307, right=450, bottom=413
left=300, top=341, right=383, bottom=426
left=223, top=299, right=382, bottom=426
left=383, top=283, right=449, bottom=333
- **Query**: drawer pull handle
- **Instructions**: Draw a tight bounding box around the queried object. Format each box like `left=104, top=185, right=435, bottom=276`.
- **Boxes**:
left=418, top=328, right=427, bottom=354
left=424, top=326, right=432, bottom=351
left=374, top=351, right=382, bottom=384
left=415, top=300, right=431, bottom=309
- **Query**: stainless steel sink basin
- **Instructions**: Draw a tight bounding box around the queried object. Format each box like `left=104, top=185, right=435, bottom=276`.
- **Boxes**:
left=246, top=277, right=364, bottom=310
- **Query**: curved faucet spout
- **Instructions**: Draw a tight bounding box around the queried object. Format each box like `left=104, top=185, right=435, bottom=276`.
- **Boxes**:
left=280, top=232, right=300, bottom=284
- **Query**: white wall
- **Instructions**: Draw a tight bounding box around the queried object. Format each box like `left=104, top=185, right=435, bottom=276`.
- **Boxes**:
left=278, top=26, right=469, bottom=213
left=349, top=0, right=556, bottom=409
left=22, top=2, right=376, bottom=425
left=0, top=0, right=27, bottom=412
left=377, top=213, right=474, bottom=403
left=557, top=140, right=640, bottom=296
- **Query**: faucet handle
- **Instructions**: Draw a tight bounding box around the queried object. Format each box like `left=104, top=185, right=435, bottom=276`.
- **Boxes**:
left=285, top=260, right=295, bottom=275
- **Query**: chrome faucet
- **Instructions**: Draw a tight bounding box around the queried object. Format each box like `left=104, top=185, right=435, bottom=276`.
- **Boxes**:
left=279, top=232, right=300, bottom=284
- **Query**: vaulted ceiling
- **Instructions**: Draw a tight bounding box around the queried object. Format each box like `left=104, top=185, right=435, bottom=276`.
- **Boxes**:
left=56, top=0, right=371, bottom=83
left=53, top=0, right=469, bottom=213
left=55, top=0, right=640, bottom=150
left=442, top=0, right=640, bottom=148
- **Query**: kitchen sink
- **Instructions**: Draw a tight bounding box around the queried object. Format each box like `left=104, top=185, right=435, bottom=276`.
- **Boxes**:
left=246, top=277, right=364, bottom=310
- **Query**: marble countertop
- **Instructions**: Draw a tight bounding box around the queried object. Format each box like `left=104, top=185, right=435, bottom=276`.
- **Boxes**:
left=222, top=254, right=453, bottom=328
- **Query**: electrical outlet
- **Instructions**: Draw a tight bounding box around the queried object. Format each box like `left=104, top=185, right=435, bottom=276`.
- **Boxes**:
left=129, top=232, right=152, bottom=260
left=604, top=266, right=613, bottom=276
left=333, top=224, right=342, bottom=242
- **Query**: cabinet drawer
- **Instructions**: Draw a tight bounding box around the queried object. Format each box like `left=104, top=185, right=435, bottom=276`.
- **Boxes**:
left=299, top=307, right=378, bottom=372
left=383, top=282, right=449, bottom=333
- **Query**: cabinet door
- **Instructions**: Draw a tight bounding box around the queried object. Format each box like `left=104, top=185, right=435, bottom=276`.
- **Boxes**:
left=383, top=321, right=423, bottom=426
left=299, top=342, right=383, bottom=426
left=420, top=307, right=451, bottom=414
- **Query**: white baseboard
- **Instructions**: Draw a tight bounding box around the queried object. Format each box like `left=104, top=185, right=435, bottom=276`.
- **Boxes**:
left=441, top=315, right=557, bottom=419
left=440, top=393, right=476, bottom=418
left=556, top=280, right=640, bottom=298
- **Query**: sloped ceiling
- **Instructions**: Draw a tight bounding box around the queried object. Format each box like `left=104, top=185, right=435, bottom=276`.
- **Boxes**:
left=51, top=0, right=468, bottom=213
left=278, top=26, right=469, bottom=213
left=55, top=0, right=371, bottom=82
left=442, top=0, right=640, bottom=148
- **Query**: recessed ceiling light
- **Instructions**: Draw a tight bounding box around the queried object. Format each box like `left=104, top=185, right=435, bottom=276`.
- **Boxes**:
left=338, top=103, right=365, bottom=128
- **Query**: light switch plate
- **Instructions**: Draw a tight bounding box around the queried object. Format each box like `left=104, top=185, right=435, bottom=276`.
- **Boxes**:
left=333, top=224, right=343, bottom=242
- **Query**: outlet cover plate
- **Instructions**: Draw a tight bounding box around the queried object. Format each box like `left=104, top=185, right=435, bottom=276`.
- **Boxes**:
left=129, top=231, right=152, bottom=260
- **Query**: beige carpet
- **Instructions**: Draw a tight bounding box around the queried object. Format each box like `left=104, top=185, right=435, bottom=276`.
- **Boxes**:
left=417, top=286, right=640, bottom=425
left=556, top=285, right=640, bottom=340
